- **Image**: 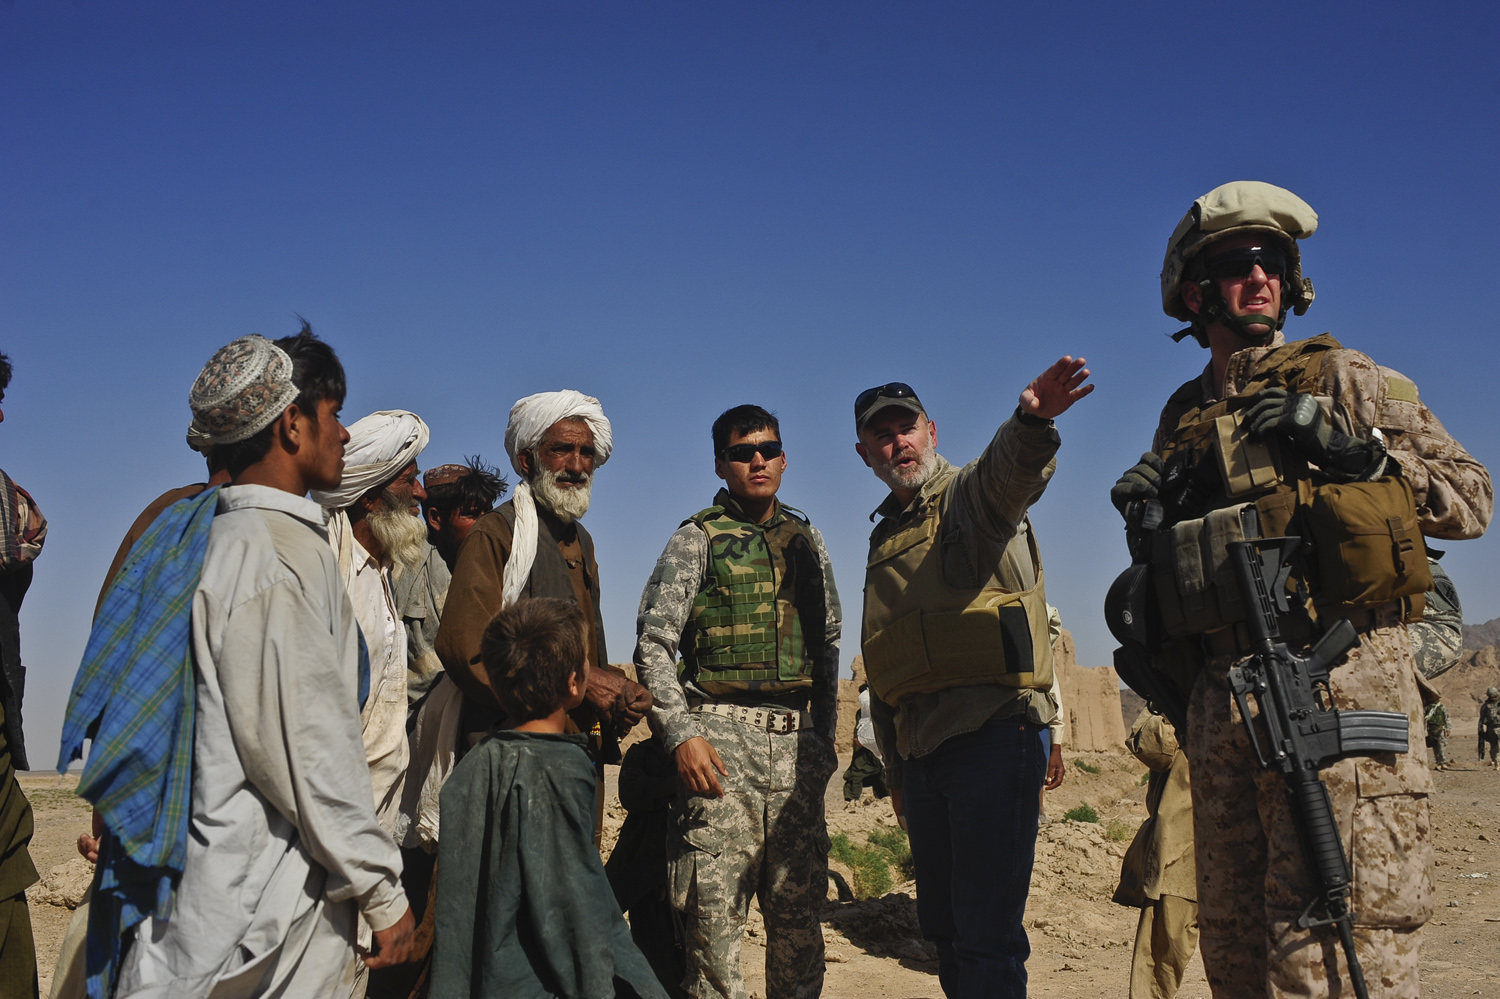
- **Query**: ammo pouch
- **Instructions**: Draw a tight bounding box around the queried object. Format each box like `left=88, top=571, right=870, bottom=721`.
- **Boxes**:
left=1150, top=492, right=1296, bottom=639
left=1305, top=475, right=1432, bottom=609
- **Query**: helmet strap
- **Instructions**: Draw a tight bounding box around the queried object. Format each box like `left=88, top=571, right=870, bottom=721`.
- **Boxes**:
left=1193, top=278, right=1280, bottom=347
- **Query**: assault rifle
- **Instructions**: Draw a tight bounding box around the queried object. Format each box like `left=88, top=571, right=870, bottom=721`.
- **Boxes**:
left=1225, top=537, right=1410, bottom=999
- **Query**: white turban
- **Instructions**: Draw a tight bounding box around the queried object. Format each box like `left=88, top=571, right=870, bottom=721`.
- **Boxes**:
left=500, top=390, right=612, bottom=609
left=310, top=409, right=430, bottom=510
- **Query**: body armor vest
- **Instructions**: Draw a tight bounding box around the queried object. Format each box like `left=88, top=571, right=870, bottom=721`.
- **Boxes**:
left=862, top=467, right=1053, bottom=706
left=682, top=498, right=824, bottom=698
left=1150, top=334, right=1430, bottom=638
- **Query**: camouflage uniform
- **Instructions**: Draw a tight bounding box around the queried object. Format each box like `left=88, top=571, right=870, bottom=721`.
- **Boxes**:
left=1480, top=694, right=1500, bottom=764
left=635, top=491, right=841, bottom=999
left=1424, top=701, right=1450, bottom=768
left=1408, top=557, right=1464, bottom=680
left=1152, top=339, right=1491, bottom=999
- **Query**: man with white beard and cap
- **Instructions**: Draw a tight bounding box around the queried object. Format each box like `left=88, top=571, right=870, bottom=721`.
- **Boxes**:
left=437, top=390, right=652, bottom=788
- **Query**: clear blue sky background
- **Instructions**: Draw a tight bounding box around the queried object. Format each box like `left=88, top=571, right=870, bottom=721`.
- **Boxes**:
left=4, top=2, right=1497, bottom=764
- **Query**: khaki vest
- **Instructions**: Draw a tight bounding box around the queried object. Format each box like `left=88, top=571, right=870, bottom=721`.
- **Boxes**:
left=862, top=472, right=1053, bottom=706
left=681, top=497, right=824, bottom=698
left=1151, top=334, right=1430, bottom=637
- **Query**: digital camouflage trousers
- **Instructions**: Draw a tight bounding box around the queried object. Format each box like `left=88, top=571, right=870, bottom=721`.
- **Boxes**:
left=668, top=710, right=838, bottom=999
left=1187, top=624, right=1432, bottom=999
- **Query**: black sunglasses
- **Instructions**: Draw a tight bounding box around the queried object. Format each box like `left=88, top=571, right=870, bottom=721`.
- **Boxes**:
left=1204, top=245, right=1288, bottom=282
left=854, top=382, right=919, bottom=419
left=719, top=441, right=784, bottom=463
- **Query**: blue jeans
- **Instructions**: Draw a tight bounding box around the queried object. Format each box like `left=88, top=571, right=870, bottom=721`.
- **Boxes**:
left=902, top=717, right=1045, bottom=999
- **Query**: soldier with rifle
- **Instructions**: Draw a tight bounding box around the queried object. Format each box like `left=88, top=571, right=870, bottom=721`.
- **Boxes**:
left=1107, top=181, right=1491, bottom=997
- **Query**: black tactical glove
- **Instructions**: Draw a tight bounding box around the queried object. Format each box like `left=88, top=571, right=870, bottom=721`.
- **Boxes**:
left=1242, top=387, right=1389, bottom=480
left=1111, top=453, right=1164, bottom=520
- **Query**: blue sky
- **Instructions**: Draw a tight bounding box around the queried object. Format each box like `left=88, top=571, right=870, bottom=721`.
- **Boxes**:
left=4, top=2, right=1497, bottom=762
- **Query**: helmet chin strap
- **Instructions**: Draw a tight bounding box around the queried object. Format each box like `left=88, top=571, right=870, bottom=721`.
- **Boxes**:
left=1173, top=278, right=1283, bottom=346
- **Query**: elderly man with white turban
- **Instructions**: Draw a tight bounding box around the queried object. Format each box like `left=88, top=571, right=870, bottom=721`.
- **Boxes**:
left=312, top=410, right=430, bottom=834
left=79, top=332, right=413, bottom=999
left=436, top=391, right=652, bottom=786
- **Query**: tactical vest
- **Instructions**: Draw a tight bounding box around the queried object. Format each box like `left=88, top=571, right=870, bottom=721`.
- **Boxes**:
left=1150, top=333, right=1431, bottom=638
left=862, top=469, right=1053, bottom=706
left=681, top=501, right=824, bottom=698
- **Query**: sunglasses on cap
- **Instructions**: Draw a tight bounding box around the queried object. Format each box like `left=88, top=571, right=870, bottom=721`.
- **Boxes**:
left=854, top=382, right=921, bottom=419
left=719, top=441, right=784, bottom=463
left=1204, top=245, right=1288, bottom=282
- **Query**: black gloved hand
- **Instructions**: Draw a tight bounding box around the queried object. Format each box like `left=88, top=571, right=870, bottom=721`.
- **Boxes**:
left=1111, top=453, right=1164, bottom=519
left=1243, top=387, right=1388, bottom=480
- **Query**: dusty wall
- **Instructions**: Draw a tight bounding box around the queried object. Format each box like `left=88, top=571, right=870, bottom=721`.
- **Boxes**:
left=1054, top=628, right=1127, bottom=753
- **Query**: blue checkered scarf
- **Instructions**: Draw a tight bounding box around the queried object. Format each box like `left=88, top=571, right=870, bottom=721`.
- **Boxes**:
left=58, top=487, right=218, bottom=998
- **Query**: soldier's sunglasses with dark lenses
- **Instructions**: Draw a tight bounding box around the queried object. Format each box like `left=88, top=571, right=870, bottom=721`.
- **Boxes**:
left=854, top=382, right=919, bottom=419
left=719, top=441, right=784, bottom=463
left=1204, top=246, right=1288, bottom=281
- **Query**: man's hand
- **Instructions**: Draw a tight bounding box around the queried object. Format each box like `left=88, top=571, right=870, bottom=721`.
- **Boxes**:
left=1044, top=744, right=1065, bottom=791
left=610, top=681, right=653, bottom=739
left=584, top=667, right=628, bottom=722
left=890, top=787, right=907, bottom=831
left=364, top=906, right=416, bottom=968
left=675, top=736, right=727, bottom=798
left=1243, top=387, right=1387, bottom=479
left=1019, top=356, right=1095, bottom=420
left=1110, top=453, right=1163, bottom=520
left=77, top=809, right=103, bottom=864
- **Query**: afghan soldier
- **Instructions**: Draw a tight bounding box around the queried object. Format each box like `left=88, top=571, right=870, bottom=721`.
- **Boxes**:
left=1481, top=688, right=1500, bottom=767
left=1111, top=181, right=1492, bottom=997
left=634, top=404, right=841, bottom=999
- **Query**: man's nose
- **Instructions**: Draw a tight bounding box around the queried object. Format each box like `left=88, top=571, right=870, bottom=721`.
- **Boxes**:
left=411, top=480, right=427, bottom=503
left=564, top=450, right=588, bottom=474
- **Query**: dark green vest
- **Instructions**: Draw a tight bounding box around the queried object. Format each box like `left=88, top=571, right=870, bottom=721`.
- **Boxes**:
left=682, top=491, right=825, bottom=698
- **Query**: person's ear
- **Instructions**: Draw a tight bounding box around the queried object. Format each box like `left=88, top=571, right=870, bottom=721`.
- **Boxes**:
left=517, top=448, right=535, bottom=479
left=426, top=508, right=443, bottom=532
left=1181, top=282, right=1203, bottom=315
left=278, top=405, right=304, bottom=451
left=855, top=440, right=872, bottom=468
left=714, top=457, right=728, bottom=481
left=926, top=418, right=937, bottom=449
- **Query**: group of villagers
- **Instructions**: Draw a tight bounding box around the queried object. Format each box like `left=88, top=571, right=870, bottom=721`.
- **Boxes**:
left=0, top=178, right=1492, bottom=999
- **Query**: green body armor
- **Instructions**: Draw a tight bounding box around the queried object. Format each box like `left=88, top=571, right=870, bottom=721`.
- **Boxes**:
left=682, top=500, right=825, bottom=698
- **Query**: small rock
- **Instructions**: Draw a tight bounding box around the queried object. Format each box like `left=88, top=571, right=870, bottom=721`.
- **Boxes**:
left=26, top=858, right=93, bottom=909
left=1449, top=901, right=1461, bottom=908
left=825, top=949, right=847, bottom=964
left=1480, top=834, right=1491, bottom=842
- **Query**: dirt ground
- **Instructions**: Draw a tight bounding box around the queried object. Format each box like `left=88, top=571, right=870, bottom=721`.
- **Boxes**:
left=20, top=744, right=1500, bottom=998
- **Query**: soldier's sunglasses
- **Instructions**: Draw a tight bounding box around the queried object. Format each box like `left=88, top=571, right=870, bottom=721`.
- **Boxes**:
left=719, top=441, right=784, bottom=463
left=1204, top=245, right=1288, bottom=282
left=854, top=382, right=919, bottom=419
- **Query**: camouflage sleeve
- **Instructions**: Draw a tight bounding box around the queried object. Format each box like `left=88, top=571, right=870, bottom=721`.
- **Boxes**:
left=808, top=524, right=842, bottom=744
left=633, top=523, right=709, bottom=754
left=956, top=413, right=1060, bottom=544
left=1320, top=352, right=1492, bottom=540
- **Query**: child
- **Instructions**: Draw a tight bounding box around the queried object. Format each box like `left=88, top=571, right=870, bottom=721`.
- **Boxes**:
left=431, top=598, right=666, bottom=999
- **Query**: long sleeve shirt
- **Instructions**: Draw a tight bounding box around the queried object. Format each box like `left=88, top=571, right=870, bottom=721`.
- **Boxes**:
left=634, top=502, right=842, bottom=753
left=865, top=413, right=1061, bottom=791
left=117, top=485, right=406, bottom=997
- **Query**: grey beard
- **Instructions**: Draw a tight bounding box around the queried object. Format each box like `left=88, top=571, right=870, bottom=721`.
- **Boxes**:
left=368, top=490, right=428, bottom=573
left=531, top=469, right=592, bottom=524
left=874, top=447, right=940, bottom=494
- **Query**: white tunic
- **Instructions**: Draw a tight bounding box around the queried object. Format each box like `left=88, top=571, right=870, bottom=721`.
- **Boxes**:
left=116, top=485, right=407, bottom=998
left=343, top=535, right=409, bottom=832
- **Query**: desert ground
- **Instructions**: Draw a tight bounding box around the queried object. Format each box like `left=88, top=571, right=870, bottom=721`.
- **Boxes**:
left=22, top=741, right=1500, bottom=998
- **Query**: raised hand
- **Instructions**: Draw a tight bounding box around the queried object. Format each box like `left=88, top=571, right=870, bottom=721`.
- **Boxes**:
left=1019, top=356, right=1095, bottom=420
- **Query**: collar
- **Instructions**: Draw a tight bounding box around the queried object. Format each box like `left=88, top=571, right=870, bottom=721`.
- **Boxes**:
left=869, top=454, right=955, bottom=523
left=713, top=487, right=784, bottom=526
left=351, top=534, right=384, bottom=575
left=217, top=484, right=329, bottom=528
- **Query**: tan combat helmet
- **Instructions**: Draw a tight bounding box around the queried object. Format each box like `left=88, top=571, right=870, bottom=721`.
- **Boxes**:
left=1161, top=180, right=1319, bottom=345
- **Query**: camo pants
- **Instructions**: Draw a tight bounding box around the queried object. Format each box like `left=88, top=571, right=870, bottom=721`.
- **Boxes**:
left=1425, top=730, right=1448, bottom=767
left=1186, top=623, right=1432, bottom=999
left=668, top=711, right=838, bottom=999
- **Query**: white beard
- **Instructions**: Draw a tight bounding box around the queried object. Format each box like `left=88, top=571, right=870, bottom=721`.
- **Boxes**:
left=531, top=468, right=593, bottom=524
left=368, top=490, right=428, bottom=573
left=873, top=445, right=940, bottom=494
